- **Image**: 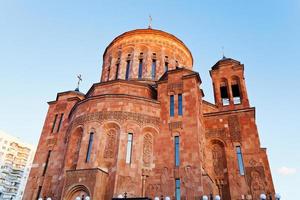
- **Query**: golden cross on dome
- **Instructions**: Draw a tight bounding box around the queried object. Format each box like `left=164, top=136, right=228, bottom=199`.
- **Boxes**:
left=148, top=15, right=152, bottom=29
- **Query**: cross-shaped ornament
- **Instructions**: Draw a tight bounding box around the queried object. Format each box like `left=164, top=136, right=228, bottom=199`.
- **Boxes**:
left=75, top=74, right=82, bottom=91
left=148, top=15, right=152, bottom=29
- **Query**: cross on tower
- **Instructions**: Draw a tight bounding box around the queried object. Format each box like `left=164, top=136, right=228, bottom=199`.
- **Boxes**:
left=221, top=46, right=226, bottom=59
left=148, top=15, right=152, bottom=29
left=75, top=74, right=82, bottom=92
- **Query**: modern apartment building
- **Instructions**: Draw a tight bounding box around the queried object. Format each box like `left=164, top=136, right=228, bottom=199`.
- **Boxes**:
left=0, top=130, right=35, bottom=200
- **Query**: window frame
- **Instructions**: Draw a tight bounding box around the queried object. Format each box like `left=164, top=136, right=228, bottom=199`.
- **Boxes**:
left=178, top=94, right=183, bottom=116
left=151, top=59, right=156, bottom=80
left=236, top=146, right=245, bottom=175
left=138, top=59, right=143, bottom=79
left=85, top=132, right=94, bottom=163
left=42, top=150, right=52, bottom=176
left=115, top=63, right=120, bottom=80
left=175, top=136, right=180, bottom=167
left=51, top=114, right=58, bottom=133
left=125, top=59, right=131, bottom=80
left=175, top=178, right=180, bottom=200
left=170, top=95, right=175, bottom=117
left=125, top=133, right=133, bottom=164
left=56, top=113, right=64, bottom=133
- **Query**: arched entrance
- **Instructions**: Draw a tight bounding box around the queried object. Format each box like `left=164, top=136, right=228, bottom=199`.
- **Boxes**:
left=64, top=184, right=90, bottom=200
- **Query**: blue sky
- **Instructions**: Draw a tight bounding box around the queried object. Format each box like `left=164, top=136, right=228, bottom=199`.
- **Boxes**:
left=0, top=0, right=299, bottom=199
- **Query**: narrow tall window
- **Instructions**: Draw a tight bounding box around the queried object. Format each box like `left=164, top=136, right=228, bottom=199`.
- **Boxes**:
left=85, top=132, right=94, bottom=162
left=175, top=179, right=180, bottom=200
left=42, top=150, right=51, bottom=176
left=56, top=113, right=64, bottom=133
left=107, top=57, right=112, bottom=81
left=178, top=94, right=183, bottom=116
left=175, top=136, right=180, bottom=166
left=165, top=62, right=169, bottom=72
left=126, top=133, right=133, bottom=164
left=170, top=95, right=174, bottom=117
left=236, top=146, right=245, bottom=175
left=232, top=84, right=241, bottom=104
left=125, top=60, right=131, bottom=80
left=36, top=186, right=42, bottom=200
left=51, top=114, right=58, bottom=133
left=138, top=59, right=143, bottom=79
left=115, top=63, right=120, bottom=80
left=107, top=67, right=111, bottom=81
left=151, top=59, right=156, bottom=80
left=220, top=84, right=229, bottom=106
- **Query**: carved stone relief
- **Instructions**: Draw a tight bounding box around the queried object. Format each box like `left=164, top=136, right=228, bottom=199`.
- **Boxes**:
left=167, top=82, right=183, bottom=93
left=168, top=121, right=182, bottom=130
left=70, top=111, right=160, bottom=130
left=206, top=128, right=226, bottom=139
left=143, top=133, right=153, bottom=167
left=55, top=103, right=67, bottom=111
left=212, top=144, right=225, bottom=177
left=160, top=167, right=172, bottom=195
left=117, top=175, right=137, bottom=197
left=104, top=129, right=116, bottom=159
left=245, top=166, right=266, bottom=200
left=47, top=138, right=57, bottom=147
left=228, top=115, right=241, bottom=142
left=182, top=165, right=195, bottom=199
left=146, top=184, right=161, bottom=197
left=250, top=170, right=265, bottom=200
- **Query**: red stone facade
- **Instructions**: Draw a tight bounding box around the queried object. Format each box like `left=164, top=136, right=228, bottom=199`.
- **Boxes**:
left=23, top=29, right=275, bottom=200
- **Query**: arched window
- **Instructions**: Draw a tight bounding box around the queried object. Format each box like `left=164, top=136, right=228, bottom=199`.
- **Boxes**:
left=85, top=131, right=94, bottom=162
left=231, top=76, right=241, bottom=104
left=107, top=57, right=112, bottom=81
left=115, top=58, right=120, bottom=80
left=125, top=54, right=131, bottom=80
left=125, top=133, right=133, bottom=164
left=220, top=79, right=229, bottom=106
left=151, top=53, right=157, bottom=80
left=164, top=56, right=169, bottom=72
left=138, top=53, right=143, bottom=79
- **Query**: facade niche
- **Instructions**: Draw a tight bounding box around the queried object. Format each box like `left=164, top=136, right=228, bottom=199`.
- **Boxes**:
left=210, top=140, right=231, bottom=200
left=65, top=127, right=83, bottom=170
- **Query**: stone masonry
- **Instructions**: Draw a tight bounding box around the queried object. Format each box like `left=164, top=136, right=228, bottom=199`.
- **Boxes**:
left=23, top=28, right=275, bottom=200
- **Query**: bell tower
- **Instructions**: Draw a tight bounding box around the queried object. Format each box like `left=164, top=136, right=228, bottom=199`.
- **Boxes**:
left=210, top=57, right=250, bottom=110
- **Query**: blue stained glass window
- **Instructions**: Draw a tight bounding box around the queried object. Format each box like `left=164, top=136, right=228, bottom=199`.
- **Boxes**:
left=178, top=94, right=183, bottom=116
left=236, top=146, right=245, bottom=175
left=170, top=95, right=174, bottom=117
left=86, top=132, right=94, bottom=162
left=175, top=136, right=180, bottom=166
left=175, top=179, right=180, bottom=200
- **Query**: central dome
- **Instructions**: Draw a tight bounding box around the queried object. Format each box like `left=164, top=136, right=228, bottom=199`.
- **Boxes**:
left=100, top=28, right=193, bottom=83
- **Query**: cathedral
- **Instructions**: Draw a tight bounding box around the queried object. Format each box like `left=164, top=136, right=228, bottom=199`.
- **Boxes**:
left=23, top=27, right=276, bottom=200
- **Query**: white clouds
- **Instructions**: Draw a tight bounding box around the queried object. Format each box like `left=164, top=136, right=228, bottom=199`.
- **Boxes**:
left=277, top=166, right=297, bottom=176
